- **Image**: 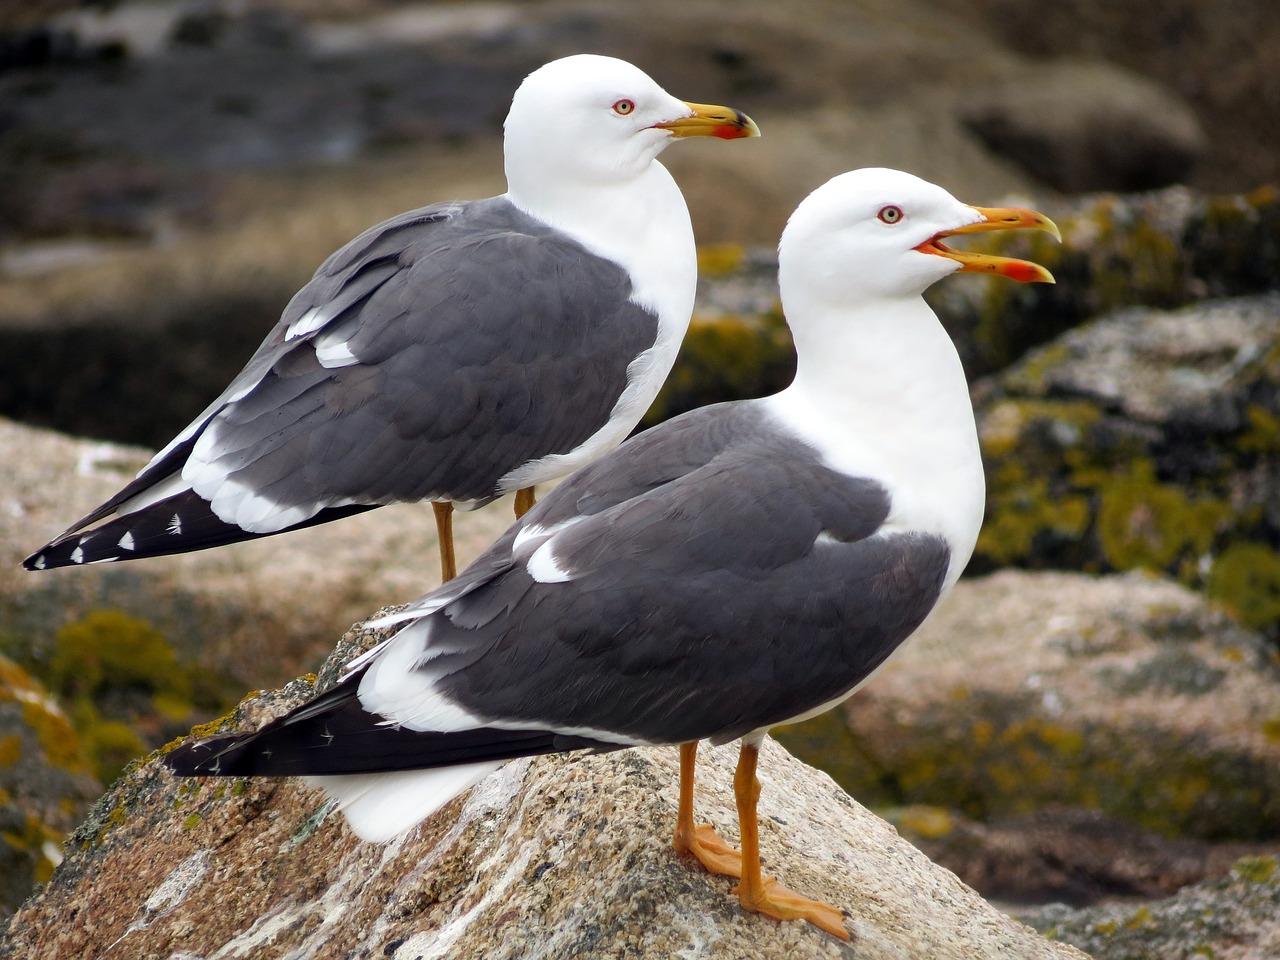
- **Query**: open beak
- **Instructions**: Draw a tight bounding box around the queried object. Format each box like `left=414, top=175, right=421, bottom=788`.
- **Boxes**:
left=655, top=102, right=761, bottom=141
left=915, top=206, right=1060, bottom=283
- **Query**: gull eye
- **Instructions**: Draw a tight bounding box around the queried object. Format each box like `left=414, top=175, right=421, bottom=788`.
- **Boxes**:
left=612, top=98, right=636, bottom=116
left=877, top=205, right=904, bottom=224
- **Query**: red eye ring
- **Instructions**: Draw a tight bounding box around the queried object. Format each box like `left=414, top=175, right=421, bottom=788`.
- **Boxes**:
left=878, top=205, right=904, bottom=224
left=612, top=99, right=636, bottom=116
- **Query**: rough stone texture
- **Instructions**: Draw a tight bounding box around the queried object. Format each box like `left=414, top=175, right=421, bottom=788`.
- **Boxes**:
left=1020, top=854, right=1280, bottom=960
left=776, top=570, right=1280, bottom=841
left=960, top=60, right=1206, bottom=193
left=0, top=415, right=513, bottom=698
left=0, top=629, right=1085, bottom=960
left=0, top=656, right=100, bottom=920
left=969, top=295, right=1280, bottom=637
left=885, top=804, right=1276, bottom=908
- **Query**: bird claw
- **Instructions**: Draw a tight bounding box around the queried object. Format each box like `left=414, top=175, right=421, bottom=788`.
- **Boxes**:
left=732, top=875, right=850, bottom=941
left=674, top=822, right=743, bottom=878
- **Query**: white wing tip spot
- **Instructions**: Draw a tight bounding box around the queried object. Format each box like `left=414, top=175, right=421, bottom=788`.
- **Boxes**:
left=32, top=555, right=46, bottom=570
left=118, top=531, right=136, bottom=551
left=70, top=544, right=85, bottom=564
left=526, top=539, right=574, bottom=584
left=285, top=306, right=327, bottom=341
left=167, top=514, right=183, bottom=536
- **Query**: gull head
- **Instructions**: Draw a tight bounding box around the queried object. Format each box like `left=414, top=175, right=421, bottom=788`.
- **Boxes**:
left=779, top=167, right=1059, bottom=304
left=503, top=54, right=759, bottom=195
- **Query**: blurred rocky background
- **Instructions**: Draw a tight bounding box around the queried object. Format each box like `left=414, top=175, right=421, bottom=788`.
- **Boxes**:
left=0, top=1, right=1277, bottom=957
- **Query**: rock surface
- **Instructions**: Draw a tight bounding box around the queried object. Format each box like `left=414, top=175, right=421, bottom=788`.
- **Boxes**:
left=0, top=626, right=1085, bottom=960
left=960, top=60, right=1206, bottom=193
left=970, top=294, right=1280, bottom=638
left=777, top=570, right=1280, bottom=841
left=887, top=805, right=1275, bottom=908
left=1020, top=854, right=1280, bottom=960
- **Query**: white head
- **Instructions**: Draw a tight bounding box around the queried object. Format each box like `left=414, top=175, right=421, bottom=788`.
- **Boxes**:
left=778, top=167, right=1058, bottom=305
left=503, top=54, right=758, bottom=200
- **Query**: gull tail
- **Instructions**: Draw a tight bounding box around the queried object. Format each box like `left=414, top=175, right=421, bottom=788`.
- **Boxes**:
left=303, top=766, right=504, bottom=842
left=163, top=680, right=617, bottom=841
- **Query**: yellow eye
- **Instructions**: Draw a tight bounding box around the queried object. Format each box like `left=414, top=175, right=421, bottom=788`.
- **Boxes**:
left=613, top=99, right=636, bottom=115
left=878, top=205, right=904, bottom=224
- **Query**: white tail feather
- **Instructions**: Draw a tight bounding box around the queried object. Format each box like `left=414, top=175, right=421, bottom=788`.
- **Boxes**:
left=304, top=761, right=503, bottom=843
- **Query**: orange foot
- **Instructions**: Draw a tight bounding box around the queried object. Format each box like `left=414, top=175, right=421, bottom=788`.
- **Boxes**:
left=674, top=821, right=742, bottom=878
left=734, top=874, right=850, bottom=941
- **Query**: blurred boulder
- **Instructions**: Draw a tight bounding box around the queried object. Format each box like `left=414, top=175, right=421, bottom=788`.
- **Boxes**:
left=961, top=60, right=1206, bottom=193
left=776, top=569, right=1280, bottom=840
left=970, top=294, right=1280, bottom=639
left=935, top=0, right=1280, bottom=193
left=1020, top=854, right=1280, bottom=960
left=888, top=804, right=1275, bottom=908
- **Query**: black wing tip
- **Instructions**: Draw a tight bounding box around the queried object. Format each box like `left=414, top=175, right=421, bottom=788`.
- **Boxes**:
left=163, top=734, right=247, bottom=777
left=22, top=548, right=50, bottom=571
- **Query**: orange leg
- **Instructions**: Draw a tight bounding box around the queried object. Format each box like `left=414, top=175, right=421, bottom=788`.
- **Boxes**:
left=432, top=501, right=457, bottom=583
left=514, top=486, right=537, bottom=519
left=672, top=742, right=743, bottom=877
left=730, top=742, right=849, bottom=940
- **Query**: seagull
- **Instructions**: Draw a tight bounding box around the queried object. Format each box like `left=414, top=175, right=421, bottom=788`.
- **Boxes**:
left=23, top=54, right=759, bottom=582
left=164, top=168, right=1059, bottom=939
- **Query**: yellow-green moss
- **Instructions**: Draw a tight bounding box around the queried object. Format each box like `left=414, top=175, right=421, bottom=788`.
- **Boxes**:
left=1238, top=405, right=1280, bottom=455
left=1, top=812, right=63, bottom=885
left=889, top=805, right=955, bottom=840
left=20, top=701, right=90, bottom=776
left=182, top=812, right=202, bottom=830
left=82, top=720, right=147, bottom=785
left=0, top=734, right=20, bottom=767
left=1262, top=716, right=1280, bottom=745
left=1124, top=905, right=1156, bottom=930
left=978, top=475, right=1090, bottom=566
left=807, top=686, right=1280, bottom=839
left=49, top=609, right=190, bottom=703
left=695, top=243, right=745, bottom=276
left=1207, top=542, right=1280, bottom=630
left=1233, top=854, right=1278, bottom=884
left=1096, top=460, right=1229, bottom=570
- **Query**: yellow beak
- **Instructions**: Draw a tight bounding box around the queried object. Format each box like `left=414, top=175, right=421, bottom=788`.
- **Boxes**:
left=655, top=102, right=761, bottom=140
left=915, top=206, right=1060, bottom=283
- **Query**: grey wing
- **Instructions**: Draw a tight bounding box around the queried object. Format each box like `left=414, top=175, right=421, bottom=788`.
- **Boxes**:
left=386, top=403, right=952, bottom=746
left=194, top=201, right=659, bottom=514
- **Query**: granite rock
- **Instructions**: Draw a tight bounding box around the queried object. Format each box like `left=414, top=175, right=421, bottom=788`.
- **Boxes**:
left=1, top=628, right=1085, bottom=959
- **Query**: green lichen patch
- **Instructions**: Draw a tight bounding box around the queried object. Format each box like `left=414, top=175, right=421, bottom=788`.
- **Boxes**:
left=1232, top=854, right=1277, bottom=884
left=1207, top=543, right=1280, bottom=631
left=1096, top=461, right=1229, bottom=572
left=695, top=243, right=745, bottom=276
left=0, top=734, right=21, bottom=767
left=973, top=294, right=1280, bottom=640
left=16, top=609, right=241, bottom=784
